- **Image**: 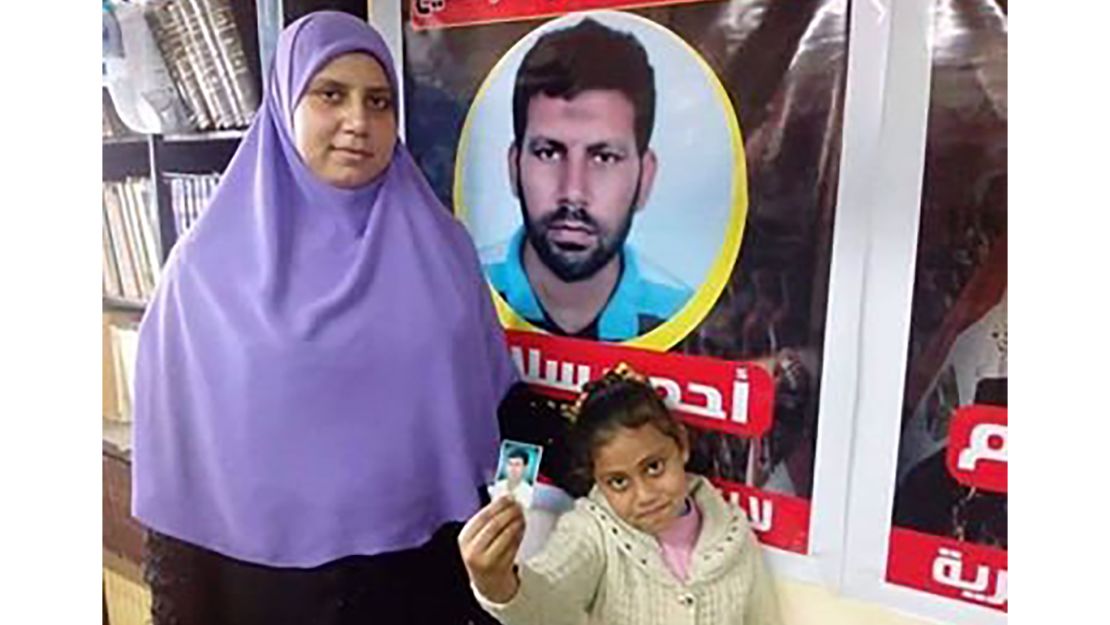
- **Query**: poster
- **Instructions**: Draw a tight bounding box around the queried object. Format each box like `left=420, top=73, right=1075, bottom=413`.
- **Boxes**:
left=403, top=0, right=849, bottom=556
left=886, top=0, right=1007, bottom=612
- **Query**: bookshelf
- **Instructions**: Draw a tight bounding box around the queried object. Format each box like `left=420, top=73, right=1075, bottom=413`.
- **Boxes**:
left=103, top=0, right=265, bottom=276
left=103, top=295, right=147, bottom=314
left=102, top=1, right=370, bottom=281
left=101, top=3, right=370, bottom=624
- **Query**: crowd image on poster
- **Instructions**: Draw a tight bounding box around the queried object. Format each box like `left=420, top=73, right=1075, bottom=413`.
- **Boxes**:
left=885, top=0, right=1007, bottom=612
left=403, top=0, right=849, bottom=556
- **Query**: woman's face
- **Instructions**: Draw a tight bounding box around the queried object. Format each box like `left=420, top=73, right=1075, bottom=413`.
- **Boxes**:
left=293, top=52, right=397, bottom=188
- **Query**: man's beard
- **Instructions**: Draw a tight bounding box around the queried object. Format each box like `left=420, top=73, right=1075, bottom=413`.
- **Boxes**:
left=517, top=179, right=640, bottom=284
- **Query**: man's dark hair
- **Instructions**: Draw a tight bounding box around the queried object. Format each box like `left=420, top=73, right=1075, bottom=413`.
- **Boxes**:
left=512, top=18, right=656, bottom=154
left=507, top=447, right=530, bottom=465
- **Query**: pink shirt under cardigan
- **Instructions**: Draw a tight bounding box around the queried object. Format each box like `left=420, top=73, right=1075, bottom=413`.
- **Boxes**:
left=655, top=497, right=702, bottom=582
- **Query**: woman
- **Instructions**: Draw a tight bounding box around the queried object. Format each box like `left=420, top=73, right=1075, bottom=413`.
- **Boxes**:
left=131, top=12, right=516, bottom=624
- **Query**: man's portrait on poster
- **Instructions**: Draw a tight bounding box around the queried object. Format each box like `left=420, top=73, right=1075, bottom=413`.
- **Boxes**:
left=455, top=10, right=747, bottom=345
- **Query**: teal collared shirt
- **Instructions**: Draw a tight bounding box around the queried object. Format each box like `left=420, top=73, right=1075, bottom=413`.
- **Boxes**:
left=484, top=229, right=692, bottom=341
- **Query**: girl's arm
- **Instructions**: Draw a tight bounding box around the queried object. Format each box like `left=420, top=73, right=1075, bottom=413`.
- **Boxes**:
left=474, top=507, right=605, bottom=625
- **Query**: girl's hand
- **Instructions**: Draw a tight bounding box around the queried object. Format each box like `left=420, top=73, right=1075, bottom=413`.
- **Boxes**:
left=458, top=496, right=526, bottom=603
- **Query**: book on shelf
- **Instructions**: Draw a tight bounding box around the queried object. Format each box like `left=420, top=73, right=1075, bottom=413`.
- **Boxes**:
left=147, top=0, right=214, bottom=130
left=103, top=186, right=142, bottom=302
left=200, top=0, right=258, bottom=126
left=120, top=180, right=156, bottom=296
left=103, top=174, right=219, bottom=305
left=168, top=172, right=221, bottom=238
left=102, top=316, right=121, bottom=420
left=103, top=178, right=161, bottom=303
left=103, top=316, right=140, bottom=423
left=143, top=0, right=260, bottom=132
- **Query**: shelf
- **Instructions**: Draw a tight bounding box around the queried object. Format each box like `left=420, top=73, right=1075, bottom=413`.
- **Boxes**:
left=102, top=134, right=145, bottom=146
left=102, top=128, right=247, bottom=147
left=162, top=128, right=247, bottom=143
left=103, top=295, right=147, bottom=314
left=102, top=140, right=151, bottom=180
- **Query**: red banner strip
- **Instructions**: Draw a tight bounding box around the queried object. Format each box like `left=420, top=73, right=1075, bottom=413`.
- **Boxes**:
left=507, top=331, right=775, bottom=437
left=887, top=527, right=1007, bottom=612
left=710, top=478, right=810, bottom=554
left=411, top=0, right=724, bottom=31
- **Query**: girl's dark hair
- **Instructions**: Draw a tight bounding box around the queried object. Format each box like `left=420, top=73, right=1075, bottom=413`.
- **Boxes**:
left=568, top=365, right=684, bottom=487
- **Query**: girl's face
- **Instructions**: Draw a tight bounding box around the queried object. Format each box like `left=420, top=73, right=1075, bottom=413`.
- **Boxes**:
left=592, top=422, right=690, bottom=536
left=293, top=52, right=397, bottom=188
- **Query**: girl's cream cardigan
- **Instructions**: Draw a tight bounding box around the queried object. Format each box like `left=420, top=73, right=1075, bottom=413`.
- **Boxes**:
left=475, top=474, right=783, bottom=625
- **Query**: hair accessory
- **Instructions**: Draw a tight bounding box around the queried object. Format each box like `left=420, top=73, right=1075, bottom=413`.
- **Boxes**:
left=562, top=362, right=650, bottom=423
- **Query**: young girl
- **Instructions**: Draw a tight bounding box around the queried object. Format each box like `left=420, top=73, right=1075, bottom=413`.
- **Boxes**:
left=459, top=363, right=783, bottom=625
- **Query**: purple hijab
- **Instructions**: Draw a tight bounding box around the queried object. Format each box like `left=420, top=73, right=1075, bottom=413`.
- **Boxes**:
left=131, top=12, right=516, bottom=567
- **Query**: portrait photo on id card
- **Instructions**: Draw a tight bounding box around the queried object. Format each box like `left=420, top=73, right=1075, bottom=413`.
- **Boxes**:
left=488, top=440, right=543, bottom=508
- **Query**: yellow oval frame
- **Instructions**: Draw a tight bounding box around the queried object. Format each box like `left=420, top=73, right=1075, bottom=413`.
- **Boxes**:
left=454, top=10, right=748, bottom=352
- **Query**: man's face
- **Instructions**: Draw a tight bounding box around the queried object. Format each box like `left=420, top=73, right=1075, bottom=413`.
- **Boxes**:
left=506, top=457, right=526, bottom=483
left=509, top=90, right=657, bottom=282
